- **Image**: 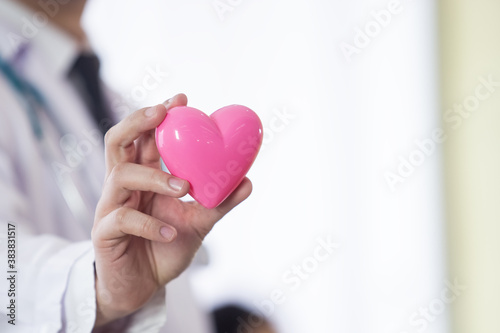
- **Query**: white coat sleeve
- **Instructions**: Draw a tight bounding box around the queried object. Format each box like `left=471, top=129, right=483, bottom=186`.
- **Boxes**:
left=0, top=145, right=95, bottom=331
left=62, top=246, right=169, bottom=333
left=0, top=182, right=169, bottom=333
left=0, top=82, right=168, bottom=332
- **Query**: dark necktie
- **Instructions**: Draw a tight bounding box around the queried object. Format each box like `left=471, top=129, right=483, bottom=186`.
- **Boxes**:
left=68, top=54, right=113, bottom=135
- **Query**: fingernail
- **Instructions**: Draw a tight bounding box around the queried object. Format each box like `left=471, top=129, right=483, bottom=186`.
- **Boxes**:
left=145, top=105, right=157, bottom=117
left=168, top=177, right=184, bottom=191
left=163, top=97, right=173, bottom=108
left=160, top=226, right=176, bottom=241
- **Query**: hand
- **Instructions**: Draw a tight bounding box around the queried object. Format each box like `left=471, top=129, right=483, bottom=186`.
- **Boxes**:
left=91, top=94, right=252, bottom=326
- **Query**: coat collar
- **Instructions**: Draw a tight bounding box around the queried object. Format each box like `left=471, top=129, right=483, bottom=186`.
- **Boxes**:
left=0, top=0, right=88, bottom=77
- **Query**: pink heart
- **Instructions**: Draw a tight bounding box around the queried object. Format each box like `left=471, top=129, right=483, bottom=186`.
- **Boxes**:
left=155, top=105, right=263, bottom=209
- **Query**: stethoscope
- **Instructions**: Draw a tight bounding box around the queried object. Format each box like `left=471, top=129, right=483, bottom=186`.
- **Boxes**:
left=0, top=52, right=45, bottom=139
left=0, top=53, right=94, bottom=229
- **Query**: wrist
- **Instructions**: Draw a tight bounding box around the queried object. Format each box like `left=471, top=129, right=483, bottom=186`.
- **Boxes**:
left=94, top=275, right=125, bottom=327
left=93, top=271, right=158, bottom=327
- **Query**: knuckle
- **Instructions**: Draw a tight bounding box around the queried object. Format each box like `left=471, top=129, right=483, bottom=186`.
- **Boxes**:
left=113, top=207, right=128, bottom=227
left=104, top=126, right=116, bottom=146
left=151, top=170, right=167, bottom=188
left=90, top=222, right=106, bottom=244
left=90, top=225, right=99, bottom=240
left=139, top=218, right=151, bottom=238
left=108, top=162, right=128, bottom=182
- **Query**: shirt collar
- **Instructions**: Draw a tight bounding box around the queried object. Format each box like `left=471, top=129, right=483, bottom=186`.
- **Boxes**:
left=0, top=0, right=88, bottom=76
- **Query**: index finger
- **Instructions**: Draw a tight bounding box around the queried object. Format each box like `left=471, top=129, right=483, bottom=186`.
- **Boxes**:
left=105, top=94, right=188, bottom=174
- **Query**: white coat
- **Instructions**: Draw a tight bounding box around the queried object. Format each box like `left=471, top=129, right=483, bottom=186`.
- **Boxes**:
left=0, top=1, right=213, bottom=332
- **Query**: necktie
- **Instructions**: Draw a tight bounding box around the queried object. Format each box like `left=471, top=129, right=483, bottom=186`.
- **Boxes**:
left=68, top=54, right=113, bottom=135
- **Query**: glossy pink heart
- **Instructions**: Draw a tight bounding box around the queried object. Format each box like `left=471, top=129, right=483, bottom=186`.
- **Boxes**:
left=155, top=105, right=263, bottom=209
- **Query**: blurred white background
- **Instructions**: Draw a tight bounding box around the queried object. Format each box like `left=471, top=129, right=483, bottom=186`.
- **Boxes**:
left=83, top=0, right=447, bottom=332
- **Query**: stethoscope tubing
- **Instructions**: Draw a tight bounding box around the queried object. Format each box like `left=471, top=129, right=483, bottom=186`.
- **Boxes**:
left=0, top=53, right=93, bottom=229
